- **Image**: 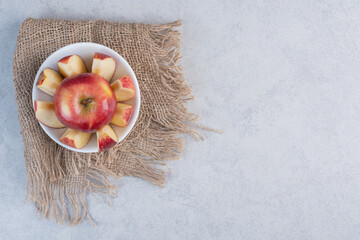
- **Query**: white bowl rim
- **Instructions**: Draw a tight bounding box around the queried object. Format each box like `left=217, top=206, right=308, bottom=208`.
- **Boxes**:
left=32, top=42, right=141, bottom=153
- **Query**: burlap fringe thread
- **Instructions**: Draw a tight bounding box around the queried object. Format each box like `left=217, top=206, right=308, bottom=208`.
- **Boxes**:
left=13, top=19, right=219, bottom=226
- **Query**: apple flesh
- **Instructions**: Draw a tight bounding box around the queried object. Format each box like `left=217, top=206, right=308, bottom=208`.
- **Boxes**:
left=60, top=128, right=92, bottom=149
left=111, top=103, right=133, bottom=127
left=36, top=68, right=63, bottom=96
left=53, top=73, right=117, bottom=133
left=96, top=124, right=118, bottom=152
left=111, top=75, right=135, bottom=102
left=34, top=100, right=65, bottom=128
left=57, top=55, right=87, bottom=78
left=91, top=52, right=116, bottom=82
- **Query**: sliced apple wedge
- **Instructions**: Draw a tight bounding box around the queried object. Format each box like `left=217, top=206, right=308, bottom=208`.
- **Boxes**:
left=34, top=101, right=65, bottom=128
left=57, top=55, right=87, bottom=78
left=110, top=103, right=133, bottom=127
left=36, top=68, right=63, bottom=96
left=111, top=75, right=135, bottom=102
left=60, top=128, right=92, bottom=149
left=91, top=52, right=116, bottom=82
left=96, top=125, right=118, bottom=152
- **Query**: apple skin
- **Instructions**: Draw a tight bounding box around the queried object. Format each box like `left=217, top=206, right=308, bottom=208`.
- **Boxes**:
left=110, top=103, right=133, bottom=127
left=34, top=100, right=65, bottom=128
left=111, top=75, right=135, bottom=102
left=57, top=55, right=87, bottom=78
left=92, top=52, right=116, bottom=82
left=59, top=55, right=71, bottom=64
left=96, top=125, right=118, bottom=152
left=94, top=52, right=111, bottom=60
left=61, top=135, right=76, bottom=148
left=53, top=73, right=117, bottom=133
left=98, top=135, right=116, bottom=151
left=60, top=128, right=92, bottom=149
left=36, top=68, right=63, bottom=96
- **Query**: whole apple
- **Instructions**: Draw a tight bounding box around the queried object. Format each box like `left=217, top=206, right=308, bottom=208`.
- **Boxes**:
left=53, top=73, right=117, bottom=132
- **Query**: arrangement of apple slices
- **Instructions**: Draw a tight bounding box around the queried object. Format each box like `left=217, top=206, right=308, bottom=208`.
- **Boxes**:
left=34, top=52, right=136, bottom=152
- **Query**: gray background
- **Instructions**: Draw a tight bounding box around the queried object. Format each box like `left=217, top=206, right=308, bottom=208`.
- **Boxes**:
left=1, top=0, right=360, bottom=239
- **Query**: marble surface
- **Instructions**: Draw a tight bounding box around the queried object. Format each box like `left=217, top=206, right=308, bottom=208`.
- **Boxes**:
left=1, top=0, right=360, bottom=239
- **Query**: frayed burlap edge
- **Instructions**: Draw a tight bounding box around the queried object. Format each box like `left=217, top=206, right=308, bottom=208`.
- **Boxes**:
left=12, top=18, right=219, bottom=226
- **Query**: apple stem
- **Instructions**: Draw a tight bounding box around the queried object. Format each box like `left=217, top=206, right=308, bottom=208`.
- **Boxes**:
left=81, top=98, right=93, bottom=107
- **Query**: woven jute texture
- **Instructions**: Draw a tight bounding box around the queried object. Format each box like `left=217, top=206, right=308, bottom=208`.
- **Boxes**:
left=12, top=18, right=204, bottom=225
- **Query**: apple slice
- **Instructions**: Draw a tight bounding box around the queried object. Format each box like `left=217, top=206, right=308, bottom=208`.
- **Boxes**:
left=91, top=52, right=116, bottom=82
left=96, top=125, right=118, bottom=152
left=110, top=75, right=135, bottom=102
left=60, top=128, right=92, bottom=149
left=57, top=55, right=87, bottom=78
left=34, top=101, right=65, bottom=128
left=110, top=103, right=133, bottom=127
left=36, top=68, right=63, bottom=96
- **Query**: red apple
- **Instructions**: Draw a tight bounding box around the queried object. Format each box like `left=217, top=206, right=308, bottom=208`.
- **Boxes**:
left=34, top=100, right=65, bottom=128
left=111, top=75, right=135, bottom=102
left=91, top=52, right=116, bottom=82
left=110, top=103, right=133, bottom=127
left=36, top=68, right=63, bottom=96
left=60, top=128, right=92, bottom=149
left=57, top=55, right=87, bottom=78
left=53, top=73, right=117, bottom=133
left=96, top=124, right=118, bottom=152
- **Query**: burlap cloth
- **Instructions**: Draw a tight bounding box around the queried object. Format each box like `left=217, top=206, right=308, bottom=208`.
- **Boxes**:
left=12, top=18, right=206, bottom=225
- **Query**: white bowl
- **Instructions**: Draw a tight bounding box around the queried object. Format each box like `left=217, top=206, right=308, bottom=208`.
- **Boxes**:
left=32, top=42, right=141, bottom=153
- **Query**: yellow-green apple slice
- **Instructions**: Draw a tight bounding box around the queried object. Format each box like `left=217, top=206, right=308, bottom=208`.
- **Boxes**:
left=57, top=55, right=87, bottom=78
left=96, top=125, right=118, bottom=152
left=110, top=103, right=133, bottom=127
left=36, top=68, right=63, bottom=96
left=60, top=128, right=92, bottom=149
left=34, top=101, right=65, bottom=128
left=91, top=52, right=116, bottom=82
left=110, top=75, right=135, bottom=102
